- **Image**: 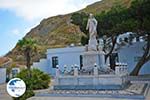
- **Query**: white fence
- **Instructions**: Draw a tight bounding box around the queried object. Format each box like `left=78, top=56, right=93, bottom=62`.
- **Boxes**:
left=115, top=63, right=128, bottom=75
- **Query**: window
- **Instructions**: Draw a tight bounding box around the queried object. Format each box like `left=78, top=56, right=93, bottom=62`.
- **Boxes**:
left=52, top=56, right=58, bottom=68
left=80, top=55, right=83, bottom=69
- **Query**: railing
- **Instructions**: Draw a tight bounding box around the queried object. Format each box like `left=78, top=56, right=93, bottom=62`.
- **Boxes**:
left=127, top=76, right=150, bottom=83
left=115, top=63, right=128, bottom=75
left=55, top=63, right=128, bottom=77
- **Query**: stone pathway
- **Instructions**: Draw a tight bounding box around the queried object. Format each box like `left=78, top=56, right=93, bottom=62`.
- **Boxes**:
left=146, top=86, right=150, bottom=100
left=128, top=75, right=150, bottom=83
left=0, top=84, right=12, bottom=100
left=28, top=96, right=135, bottom=100
left=28, top=83, right=149, bottom=100
left=34, top=83, right=147, bottom=96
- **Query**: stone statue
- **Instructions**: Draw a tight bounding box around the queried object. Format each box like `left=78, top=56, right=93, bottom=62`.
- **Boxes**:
left=86, top=13, right=98, bottom=51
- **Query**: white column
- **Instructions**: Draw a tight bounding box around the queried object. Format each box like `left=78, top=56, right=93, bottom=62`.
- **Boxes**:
left=115, top=66, right=120, bottom=75
left=94, top=63, right=98, bottom=76
left=123, top=63, right=126, bottom=75
left=125, top=63, right=128, bottom=75
left=55, top=65, right=59, bottom=85
left=99, top=54, right=105, bottom=68
left=71, top=65, right=74, bottom=71
left=119, top=63, right=122, bottom=75
left=56, top=65, right=60, bottom=77
left=74, top=65, right=78, bottom=76
left=64, top=65, right=67, bottom=75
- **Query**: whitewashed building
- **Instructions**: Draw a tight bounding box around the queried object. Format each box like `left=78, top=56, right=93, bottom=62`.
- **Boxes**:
left=32, top=46, right=85, bottom=76
left=118, top=42, right=150, bottom=74
left=0, top=57, right=11, bottom=84
left=0, top=68, right=6, bottom=84
left=32, top=34, right=150, bottom=76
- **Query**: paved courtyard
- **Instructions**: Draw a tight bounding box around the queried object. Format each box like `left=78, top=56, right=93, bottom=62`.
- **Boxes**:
left=0, top=76, right=149, bottom=100
left=28, top=83, right=150, bottom=100
left=0, top=85, right=149, bottom=100
left=28, top=88, right=150, bottom=100
left=0, top=84, right=12, bottom=100
left=28, top=96, right=136, bottom=100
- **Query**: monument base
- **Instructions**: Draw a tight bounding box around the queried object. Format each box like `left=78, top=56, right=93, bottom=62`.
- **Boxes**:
left=54, top=75, right=129, bottom=90
left=82, top=51, right=105, bottom=71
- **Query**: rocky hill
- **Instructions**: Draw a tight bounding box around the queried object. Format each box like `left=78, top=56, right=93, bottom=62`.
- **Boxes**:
left=6, top=0, right=132, bottom=65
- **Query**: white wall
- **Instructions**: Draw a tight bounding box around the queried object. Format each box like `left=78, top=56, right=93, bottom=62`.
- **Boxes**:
left=0, top=68, right=6, bottom=84
left=32, top=41, right=150, bottom=76
left=118, top=42, right=150, bottom=74
left=47, top=46, right=85, bottom=76
left=32, top=59, right=51, bottom=75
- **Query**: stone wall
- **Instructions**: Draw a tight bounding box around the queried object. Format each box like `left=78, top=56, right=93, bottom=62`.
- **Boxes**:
left=54, top=75, right=128, bottom=90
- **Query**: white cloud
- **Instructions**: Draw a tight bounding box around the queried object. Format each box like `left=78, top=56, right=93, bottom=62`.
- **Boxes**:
left=0, top=0, right=100, bottom=21
left=12, top=29, right=20, bottom=35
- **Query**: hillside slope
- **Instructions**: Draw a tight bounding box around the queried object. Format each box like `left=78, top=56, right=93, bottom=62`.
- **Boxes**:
left=6, top=0, right=132, bottom=65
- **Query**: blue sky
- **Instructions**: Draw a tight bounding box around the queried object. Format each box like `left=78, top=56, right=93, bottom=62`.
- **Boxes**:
left=0, top=0, right=100, bottom=56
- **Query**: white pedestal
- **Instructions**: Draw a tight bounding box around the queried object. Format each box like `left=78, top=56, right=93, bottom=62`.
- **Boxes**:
left=82, top=51, right=105, bottom=71
left=94, top=66, right=98, bottom=76
left=54, top=75, right=129, bottom=90
left=88, top=38, right=97, bottom=51
left=74, top=67, right=78, bottom=76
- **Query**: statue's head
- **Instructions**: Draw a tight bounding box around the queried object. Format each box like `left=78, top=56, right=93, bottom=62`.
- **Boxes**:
left=89, top=13, right=93, bottom=18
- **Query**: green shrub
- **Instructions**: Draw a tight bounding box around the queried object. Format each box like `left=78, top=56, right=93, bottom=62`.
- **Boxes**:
left=13, top=69, right=51, bottom=100
left=16, top=68, right=51, bottom=90
left=13, top=90, right=34, bottom=100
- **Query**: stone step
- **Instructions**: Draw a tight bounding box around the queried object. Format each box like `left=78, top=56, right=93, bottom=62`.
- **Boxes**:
left=35, top=83, right=149, bottom=100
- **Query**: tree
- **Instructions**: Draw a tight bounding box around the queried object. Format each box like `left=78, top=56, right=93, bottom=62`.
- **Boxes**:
left=95, top=6, right=129, bottom=70
left=71, top=0, right=150, bottom=74
left=71, top=12, right=89, bottom=45
left=96, top=0, right=150, bottom=73
left=108, top=0, right=150, bottom=75
left=128, top=0, right=150, bottom=75
left=71, top=6, right=129, bottom=70
left=17, top=38, right=37, bottom=77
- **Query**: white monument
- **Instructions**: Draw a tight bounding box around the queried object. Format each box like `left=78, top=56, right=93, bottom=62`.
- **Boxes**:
left=86, top=13, right=98, bottom=51
left=53, top=14, right=129, bottom=90
left=82, top=14, right=106, bottom=71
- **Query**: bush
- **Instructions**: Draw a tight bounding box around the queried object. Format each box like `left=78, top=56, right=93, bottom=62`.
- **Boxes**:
left=16, top=68, right=51, bottom=90
left=13, top=90, right=34, bottom=100
left=13, top=69, right=51, bottom=100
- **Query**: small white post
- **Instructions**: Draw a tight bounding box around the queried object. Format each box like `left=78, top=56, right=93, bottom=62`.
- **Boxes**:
left=64, top=65, right=67, bottom=75
left=119, top=63, right=122, bottom=75
left=120, top=63, right=123, bottom=75
left=125, top=63, right=128, bottom=75
left=71, top=65, right=74, bottom=71
left=93, top=63, right=98, bottom=85
left=55, top=65, right=59, bottom=85
left=94, top=63, right=98, bottom=76
left=56, top=65, right=60, bottom=77
left=74, top=64, right=78, bottom=76
left=115, top=64, right=120, bottom=75
left=123, top=63, right=126, bottom=75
